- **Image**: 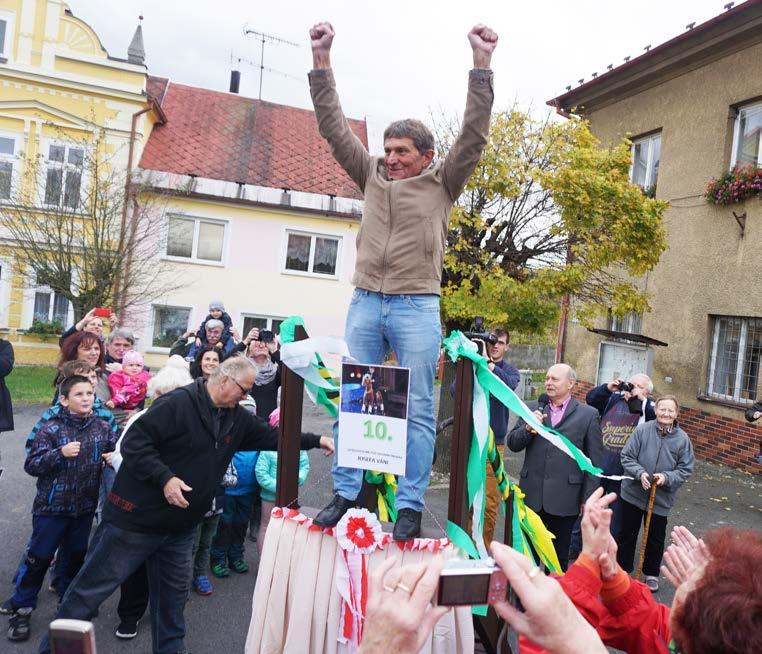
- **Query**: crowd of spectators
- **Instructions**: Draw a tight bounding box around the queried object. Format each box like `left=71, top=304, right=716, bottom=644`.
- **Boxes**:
left=0, top=301, right=299, bottom=646
left=0, top=297, right=758, bottom=654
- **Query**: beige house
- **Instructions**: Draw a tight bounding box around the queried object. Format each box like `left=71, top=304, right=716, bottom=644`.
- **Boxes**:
left=548, top=0, right=762, bottom=472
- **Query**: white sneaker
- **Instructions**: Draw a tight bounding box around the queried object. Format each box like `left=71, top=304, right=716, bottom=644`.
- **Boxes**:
left=644, top=575, right=659, bottom=593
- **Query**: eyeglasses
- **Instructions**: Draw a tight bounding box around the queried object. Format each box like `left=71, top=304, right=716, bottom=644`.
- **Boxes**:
left=228, top=376, right=251, bottom=396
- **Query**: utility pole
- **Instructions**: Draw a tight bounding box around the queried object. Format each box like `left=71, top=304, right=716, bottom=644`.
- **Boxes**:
left=243, top=28, right=299, bottom=100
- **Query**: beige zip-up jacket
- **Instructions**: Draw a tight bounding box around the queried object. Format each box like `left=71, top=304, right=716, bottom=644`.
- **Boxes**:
left=309, top=68, right=494, bottom=295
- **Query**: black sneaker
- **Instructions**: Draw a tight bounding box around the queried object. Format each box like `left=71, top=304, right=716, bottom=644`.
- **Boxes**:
left=115, top=620, right=139, bottom=639
left=313, top=494, right=357, bottom=528
left=393, top=508, right=422, bottom=541
left=0, top=599, right=15, bottom=615
left=7, top=608, right=32, bottom=642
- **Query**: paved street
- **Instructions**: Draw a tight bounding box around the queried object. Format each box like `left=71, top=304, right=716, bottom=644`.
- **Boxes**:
left=0, top=399, right=759, bottom=652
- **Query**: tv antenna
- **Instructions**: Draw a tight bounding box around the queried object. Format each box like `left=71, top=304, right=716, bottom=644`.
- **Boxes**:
left=243, top=27, right=299, bottom=100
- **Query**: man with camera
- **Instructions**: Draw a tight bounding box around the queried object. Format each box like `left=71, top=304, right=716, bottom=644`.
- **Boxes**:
left=308, top=21, right=497, bottom=540
left=583, top=374, right=655, bottom=541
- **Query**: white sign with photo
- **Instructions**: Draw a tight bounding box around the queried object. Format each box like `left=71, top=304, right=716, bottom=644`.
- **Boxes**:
left=337, top=363, right=410, bottom=476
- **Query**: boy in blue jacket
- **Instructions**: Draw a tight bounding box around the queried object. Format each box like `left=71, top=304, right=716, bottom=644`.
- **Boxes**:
left=1, top=375, right=116, bottom=642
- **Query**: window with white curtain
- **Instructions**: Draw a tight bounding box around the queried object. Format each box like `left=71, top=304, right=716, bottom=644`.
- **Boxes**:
left=165, top=215, right=226, bottom=263
left=707, top=316, right=762, bottom=403
left=283, top=230, right=340, bottom=278
left=730, top=101, right=762, bottom=168
left=630, top=132, right=661, bottom=193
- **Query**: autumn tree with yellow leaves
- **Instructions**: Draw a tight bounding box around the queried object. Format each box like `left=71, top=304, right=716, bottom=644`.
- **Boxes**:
left=438, top=110, right=669, bottom=334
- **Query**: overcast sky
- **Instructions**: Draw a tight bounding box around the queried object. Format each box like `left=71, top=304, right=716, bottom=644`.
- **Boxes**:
left=71, top=0, right=730, bottom=151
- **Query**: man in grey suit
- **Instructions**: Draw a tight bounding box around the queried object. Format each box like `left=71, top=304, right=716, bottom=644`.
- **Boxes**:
left=507, top=363, right=603, bottom=570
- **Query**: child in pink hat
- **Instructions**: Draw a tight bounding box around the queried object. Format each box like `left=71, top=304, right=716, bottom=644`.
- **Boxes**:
left=107, top=351, right=151, bottom=410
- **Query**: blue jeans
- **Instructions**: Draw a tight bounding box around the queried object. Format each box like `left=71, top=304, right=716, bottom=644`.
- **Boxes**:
left=38, top=521, right=196, bottom=654
left=12, top=514, right=93, bottom=609
left=334, top=289, right=441, bottom=512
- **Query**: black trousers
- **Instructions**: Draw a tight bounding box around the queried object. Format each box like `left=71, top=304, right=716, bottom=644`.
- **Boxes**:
left=616, top=498, right=668, bottom=577
left=537, top=510, right=578, bottom=572
left=117, top=561, right=149, bottom=623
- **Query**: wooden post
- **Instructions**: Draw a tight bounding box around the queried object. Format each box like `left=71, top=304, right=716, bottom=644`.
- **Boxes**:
left=449, top=355, right=513, bottom=654
left=447, top=357, right=473, bottom=527
left=275, top=325, right=307, bottom=508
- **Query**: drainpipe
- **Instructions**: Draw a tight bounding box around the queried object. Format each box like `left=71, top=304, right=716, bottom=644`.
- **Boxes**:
left=113, top=103, right=159, bottom=318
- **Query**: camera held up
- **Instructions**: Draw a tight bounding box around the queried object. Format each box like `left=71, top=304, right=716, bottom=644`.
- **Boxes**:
left=464, top=316, right=498, bottom=357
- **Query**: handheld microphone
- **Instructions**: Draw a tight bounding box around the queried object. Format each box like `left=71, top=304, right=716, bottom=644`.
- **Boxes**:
left=536, top=393, right=550, bottom=425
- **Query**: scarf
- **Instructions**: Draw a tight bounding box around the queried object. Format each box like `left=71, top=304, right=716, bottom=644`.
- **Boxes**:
left=253, top=357, right=277, bottom=386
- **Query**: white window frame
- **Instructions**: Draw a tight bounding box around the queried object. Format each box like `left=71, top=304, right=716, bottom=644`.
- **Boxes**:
left=23, top=276, right=73, bottom=330
left=240, top=313, right=286, bottom=337
left=280, top=227, right=342, bottom=280
left=630, top=132, right=661, bottom=191
left=148, top=303, right=193, bottom=353
left=608, top=311, right=642, bottom=335
left=0, top=10, right=16, bottom=62
left=0, top=130, right=20, bottom=202
left=729, top=100, right=762, bottom=169
left=706, top=316, right=759, bottom=404
left=163, top=214, right=229, bottom=266
left=41, top=139, right=86, bottom=210
left=0, top=257, right=12, bottom=327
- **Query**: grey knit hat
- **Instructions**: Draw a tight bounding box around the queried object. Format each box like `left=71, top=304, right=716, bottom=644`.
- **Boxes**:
left=209, top=300, right=225, bottom=312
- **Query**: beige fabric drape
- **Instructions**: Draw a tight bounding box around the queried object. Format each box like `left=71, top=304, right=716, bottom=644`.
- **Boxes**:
left=245, top=514, right=474, bottom=654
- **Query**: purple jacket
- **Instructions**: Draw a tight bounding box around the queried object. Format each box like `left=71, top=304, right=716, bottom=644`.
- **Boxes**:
left=25, top=409, right=116, bottom=516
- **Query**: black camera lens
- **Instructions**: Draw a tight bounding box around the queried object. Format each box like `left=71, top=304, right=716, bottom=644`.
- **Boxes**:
left=618, top=381, right=634, bottom=393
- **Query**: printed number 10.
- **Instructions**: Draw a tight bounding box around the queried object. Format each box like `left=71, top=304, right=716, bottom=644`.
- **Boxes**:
left=363, top=420, right=390, bottom=440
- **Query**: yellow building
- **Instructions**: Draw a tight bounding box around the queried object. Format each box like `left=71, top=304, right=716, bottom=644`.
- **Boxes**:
left=0, top=0, right=366, bottom=367
left=0, top=0, right=153, bottom=362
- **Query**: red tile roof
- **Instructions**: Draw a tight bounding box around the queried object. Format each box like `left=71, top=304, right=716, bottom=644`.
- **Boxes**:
left=139, top=76, right=367, bottom=200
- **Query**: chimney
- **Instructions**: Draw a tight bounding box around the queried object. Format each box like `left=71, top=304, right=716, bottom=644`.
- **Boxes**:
left=229, top=70, right=241, bottom=94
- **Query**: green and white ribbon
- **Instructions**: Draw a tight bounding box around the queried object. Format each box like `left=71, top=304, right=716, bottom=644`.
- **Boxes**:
left=442, top=331, right=629, bottom=481
left=279, top=316, right=343, bottom=417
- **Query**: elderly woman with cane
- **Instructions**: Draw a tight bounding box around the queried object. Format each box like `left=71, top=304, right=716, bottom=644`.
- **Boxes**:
left=617, top=395, right=694, bottom=592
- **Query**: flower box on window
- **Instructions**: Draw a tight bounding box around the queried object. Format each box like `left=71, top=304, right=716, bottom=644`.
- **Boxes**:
left=705, top=164, right=762, bottom=205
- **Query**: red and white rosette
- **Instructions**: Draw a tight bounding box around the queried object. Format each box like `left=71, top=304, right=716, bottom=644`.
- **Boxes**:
left=335, top=508, right=383, bottom=650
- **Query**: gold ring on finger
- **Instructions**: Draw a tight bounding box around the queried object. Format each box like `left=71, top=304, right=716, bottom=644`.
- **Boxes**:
left=528, top=565, right=541, bottom=579
left=396, top=581, right=412, bottom=593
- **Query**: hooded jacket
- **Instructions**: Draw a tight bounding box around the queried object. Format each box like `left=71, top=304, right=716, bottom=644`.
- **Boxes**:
left=104, top=379, right=321, bottom=534
left=25, top=408, right=116, bottom=516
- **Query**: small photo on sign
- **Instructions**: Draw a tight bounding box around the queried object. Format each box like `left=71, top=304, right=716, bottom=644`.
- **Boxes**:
left=338, top=363, right=410, bottom=476
left=340, top=364, right=409, bottom=420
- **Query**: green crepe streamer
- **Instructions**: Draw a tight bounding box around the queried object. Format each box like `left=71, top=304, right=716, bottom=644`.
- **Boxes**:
left=442, top=332, right=604, bottom=477
left=279, top=316, right=340, bottom=418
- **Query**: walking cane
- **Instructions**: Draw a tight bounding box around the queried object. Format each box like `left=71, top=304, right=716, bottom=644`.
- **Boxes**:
left=634, top=478, right=658, bottom=579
